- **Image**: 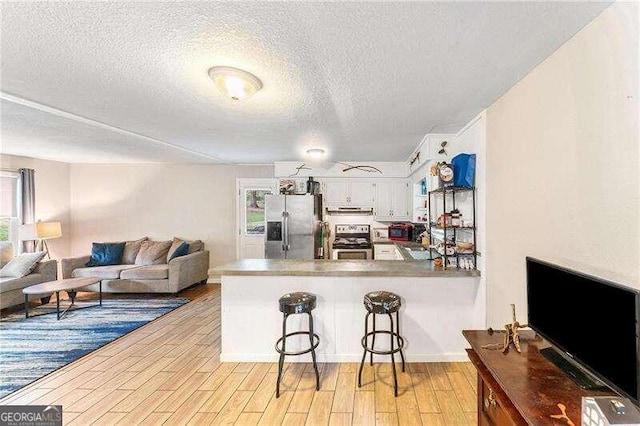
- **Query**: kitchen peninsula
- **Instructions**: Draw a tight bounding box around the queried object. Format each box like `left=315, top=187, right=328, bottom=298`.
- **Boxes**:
left=210, top=259, right=482, bottom=363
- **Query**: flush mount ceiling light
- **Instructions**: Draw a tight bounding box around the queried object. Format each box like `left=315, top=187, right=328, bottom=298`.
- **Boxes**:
left=208, top=66, right=262, bottom=101
left=306, top=149, right=325, bottom=158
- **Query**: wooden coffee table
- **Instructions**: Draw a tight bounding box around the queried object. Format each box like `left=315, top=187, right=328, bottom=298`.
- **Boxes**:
left=23, top=277, right=102, bottom=320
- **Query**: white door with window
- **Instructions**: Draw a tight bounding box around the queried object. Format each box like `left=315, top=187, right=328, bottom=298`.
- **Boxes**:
left=237, top=179, right=278, bottom=259
left=0, top=171, right=20, bottom=253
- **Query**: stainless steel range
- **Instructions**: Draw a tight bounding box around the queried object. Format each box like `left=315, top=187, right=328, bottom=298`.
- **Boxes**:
left=331, top=224, right=372, bottom=260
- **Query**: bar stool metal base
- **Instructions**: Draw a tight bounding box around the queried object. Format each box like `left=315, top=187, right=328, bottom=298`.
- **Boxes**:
left=357, top=311, right=406, bottom=397
left=275, top=312, right=321, bottom=398
left=275, top=331, right=320, bottom=356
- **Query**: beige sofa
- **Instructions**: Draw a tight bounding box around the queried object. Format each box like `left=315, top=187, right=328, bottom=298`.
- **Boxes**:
left=0, top=243, right=58, bottom=309
left=61, top=238, right=210, bottom=294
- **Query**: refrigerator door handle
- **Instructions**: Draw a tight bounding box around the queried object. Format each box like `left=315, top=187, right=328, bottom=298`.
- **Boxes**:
left=282, top=211, right=290, bottom=251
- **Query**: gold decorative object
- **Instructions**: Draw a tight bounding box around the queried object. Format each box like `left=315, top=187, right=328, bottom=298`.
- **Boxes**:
left=482, top=304, right=528, bottom=353
left=550, top=403, right=575, bottom=426
left=502, top=303, right=527, bottom=353
left=437, top=141, right=448, bottom=156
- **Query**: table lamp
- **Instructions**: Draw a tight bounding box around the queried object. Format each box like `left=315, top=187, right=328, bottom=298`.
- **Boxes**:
left=19, top=221, right=62, bottom=259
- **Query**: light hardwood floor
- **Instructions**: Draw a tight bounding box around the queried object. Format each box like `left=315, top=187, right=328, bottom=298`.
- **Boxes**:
left=0, top=284, right=478, bottom=425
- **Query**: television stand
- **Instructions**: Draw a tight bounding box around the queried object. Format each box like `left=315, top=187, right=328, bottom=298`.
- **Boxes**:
left=463, top=330, right=615, bottom=425
left=540, top=347, right=609, bottom=391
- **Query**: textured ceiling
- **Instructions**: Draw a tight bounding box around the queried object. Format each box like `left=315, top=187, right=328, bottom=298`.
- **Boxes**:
left=0, top=2, right=611, bottom=164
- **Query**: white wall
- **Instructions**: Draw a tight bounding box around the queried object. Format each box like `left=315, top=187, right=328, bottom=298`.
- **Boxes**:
left=0, top=154, right=71, bottom=260
left=454, top=113, right=487, bottom=327
left=485, top=2, right=639, bottom=326
left=69, top=164, right=273, bottom=269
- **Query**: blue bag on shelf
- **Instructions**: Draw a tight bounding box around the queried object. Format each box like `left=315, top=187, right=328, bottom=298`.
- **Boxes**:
left=451, top=153, right=476, bottom=187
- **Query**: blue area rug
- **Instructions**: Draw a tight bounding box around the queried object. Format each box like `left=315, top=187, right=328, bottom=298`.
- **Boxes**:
left=0, top=297, right=189, bottom=399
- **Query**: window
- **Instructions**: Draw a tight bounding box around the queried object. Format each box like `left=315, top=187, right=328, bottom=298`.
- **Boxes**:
left=245, top=189, right=270, bottom=235
left=0, top=172, right=19, bottom=250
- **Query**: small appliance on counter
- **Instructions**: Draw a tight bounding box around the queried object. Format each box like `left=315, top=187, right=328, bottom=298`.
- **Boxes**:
left=388, top=223, right=413, bottom=241
left=412, top=224, right=427, bottom=243
left=306, top=177, right=321, bottom=195
left=372, top=227, right=390, bottom=243
left=332, top=224, right=372, bottom=260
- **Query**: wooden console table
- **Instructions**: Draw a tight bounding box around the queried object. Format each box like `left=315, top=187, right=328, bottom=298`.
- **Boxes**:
left=463, top=330, right=614, bottom=425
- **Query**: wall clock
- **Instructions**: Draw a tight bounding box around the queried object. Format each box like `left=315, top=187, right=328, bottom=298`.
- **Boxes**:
left=439, top=163, right=454, bottom=187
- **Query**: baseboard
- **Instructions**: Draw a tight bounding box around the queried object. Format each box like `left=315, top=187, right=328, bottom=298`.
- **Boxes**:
left=220, top=352, right=470, bottom=363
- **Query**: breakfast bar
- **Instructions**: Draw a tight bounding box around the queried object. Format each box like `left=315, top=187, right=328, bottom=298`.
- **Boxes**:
left=211, top=259, right=483, bottom=363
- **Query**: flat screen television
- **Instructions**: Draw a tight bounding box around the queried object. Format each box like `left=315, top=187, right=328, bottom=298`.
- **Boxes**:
left=526, top=257, right=640, bottom=405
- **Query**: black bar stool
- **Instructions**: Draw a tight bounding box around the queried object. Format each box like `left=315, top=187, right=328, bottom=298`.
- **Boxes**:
left=357, top=290, right=406, bottom=396
left=275, top=292, right=320, bottom=398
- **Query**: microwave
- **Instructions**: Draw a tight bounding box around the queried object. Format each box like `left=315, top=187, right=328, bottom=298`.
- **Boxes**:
left=388, top=223, right=413, bottom=241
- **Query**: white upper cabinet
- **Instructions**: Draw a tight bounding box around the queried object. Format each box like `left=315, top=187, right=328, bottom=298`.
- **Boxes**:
left=408, top=134, right=455, bottom=174
left=322, top=179, right=375, bottom=207
left=374, top=181, right=392, bottom=220
left=374, top=179, right=410, bottom=222
left=323, top=179, right=349, bottom=206
left=391, top=180, right=410, bottom=219
left=349, top=180, right=376, bottom=206
left=320, top=178, right=410, bottom=220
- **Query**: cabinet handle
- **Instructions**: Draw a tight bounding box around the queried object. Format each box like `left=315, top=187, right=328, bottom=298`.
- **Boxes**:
left=484, top=388, right=497, bottom=409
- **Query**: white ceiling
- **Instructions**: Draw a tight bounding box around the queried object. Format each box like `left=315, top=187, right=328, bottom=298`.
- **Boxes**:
left=0, top=2, right=611, bottom=164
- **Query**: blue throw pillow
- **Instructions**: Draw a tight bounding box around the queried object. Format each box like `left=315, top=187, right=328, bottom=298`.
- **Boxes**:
left=86, top=242, right=126, bottom=267
left=169, top=242, right=189, bottom=261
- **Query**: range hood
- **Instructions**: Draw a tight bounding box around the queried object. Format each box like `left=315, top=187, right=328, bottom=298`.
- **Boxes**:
left=325, top=207, right=374, bottom=215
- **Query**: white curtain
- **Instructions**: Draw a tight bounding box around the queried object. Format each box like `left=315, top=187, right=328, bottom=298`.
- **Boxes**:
left=19, top=168, right=35, bottom=253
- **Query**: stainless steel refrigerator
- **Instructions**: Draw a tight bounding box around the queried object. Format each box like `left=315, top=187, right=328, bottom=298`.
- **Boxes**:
left=265, top=194, right=323, bottom=259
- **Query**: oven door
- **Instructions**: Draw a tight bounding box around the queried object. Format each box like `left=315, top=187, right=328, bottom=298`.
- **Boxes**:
left=332, top=248, right=372, bottom=260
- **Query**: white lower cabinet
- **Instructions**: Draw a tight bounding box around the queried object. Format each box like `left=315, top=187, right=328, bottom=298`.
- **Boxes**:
left=374, top=244, right=403, bottom=260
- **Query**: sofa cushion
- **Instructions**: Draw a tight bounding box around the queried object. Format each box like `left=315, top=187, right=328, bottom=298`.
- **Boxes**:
left=0, top=251, right=46, bottom=278
left=86, top=242, right=126, bottom=267
left=0, top=273, right=50, bottom=293
left=72, top=264, right=139, bottom=280
left=120, top=265, right=169, bottom=280
left=170, top=238, right=204, bottom=256
left=0, top=242, right=14, bottom=268
left=167, top=239, right=190, bottom=262
left=122, top=237, right=148, bottom=264
left=187, top=239, right=204, bottom=253
left=135, top=241, right=171, bottom=266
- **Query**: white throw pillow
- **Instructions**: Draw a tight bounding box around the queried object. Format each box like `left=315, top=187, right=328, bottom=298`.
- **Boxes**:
left=0, top=251, right=46, bottom=278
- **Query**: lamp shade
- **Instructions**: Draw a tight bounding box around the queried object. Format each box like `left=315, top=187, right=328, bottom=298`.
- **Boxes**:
left=35, top=222, right=62, bottom=239
left=19, top=222, right=62, bottom=241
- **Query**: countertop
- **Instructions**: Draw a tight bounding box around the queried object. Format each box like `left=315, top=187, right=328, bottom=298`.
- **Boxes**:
left=211, top=259, right=481, bottom=278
